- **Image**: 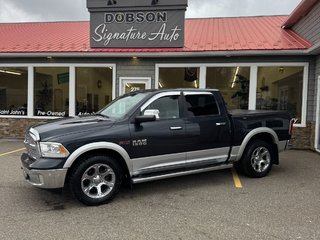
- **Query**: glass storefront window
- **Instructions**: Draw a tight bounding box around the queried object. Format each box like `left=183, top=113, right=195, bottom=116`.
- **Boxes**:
left=206, top=67, right=250, bottom=110
left=0, top=67, right=28, bottom=116
left=34, top=67, right=69, bottom=117
left=158, top=67, right=200, bottom=89
left=256, top=66, right=304, bottom=123
left=76, top=67, right=113, bottom=115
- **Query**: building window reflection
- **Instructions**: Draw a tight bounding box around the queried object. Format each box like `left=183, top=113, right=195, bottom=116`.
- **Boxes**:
left=256, top=66, right=304, bottom=124
left=34, top=67, right=69, bottom=117
left=0, top=67, right=28, bottom=116
left=76, top=67, right=113, bottom=115
left=206, top=67, right=250, bottom=110
left=158, top=67, right=200, bottom=89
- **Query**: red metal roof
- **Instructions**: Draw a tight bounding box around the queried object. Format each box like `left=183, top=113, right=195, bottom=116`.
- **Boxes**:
left=0, top=16, right=312, bottom=55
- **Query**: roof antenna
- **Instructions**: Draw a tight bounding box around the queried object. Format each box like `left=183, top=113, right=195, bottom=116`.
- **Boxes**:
left=151, top=0, right=159, bottom=5
left=107, top=0, right=117, bottom=5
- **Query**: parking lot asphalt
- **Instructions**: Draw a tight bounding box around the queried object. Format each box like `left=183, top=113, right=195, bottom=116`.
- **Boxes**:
left=0, top=139, right=320, bottom=240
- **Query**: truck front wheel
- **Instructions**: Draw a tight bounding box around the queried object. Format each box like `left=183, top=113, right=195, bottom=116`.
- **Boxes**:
left=69, top=155, right=122, bottom=206
left=238, top=140, right=274, bottom=178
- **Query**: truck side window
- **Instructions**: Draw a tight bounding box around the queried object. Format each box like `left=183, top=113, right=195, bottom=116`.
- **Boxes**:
left=185, top=94, right=219, bottom=116
left=144, top=95, right=180, bottom=119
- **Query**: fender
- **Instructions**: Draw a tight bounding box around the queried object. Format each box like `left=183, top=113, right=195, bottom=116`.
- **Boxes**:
left=235, top=127, right=279, bottom=161
left=63, top=142, right=133, bottom=175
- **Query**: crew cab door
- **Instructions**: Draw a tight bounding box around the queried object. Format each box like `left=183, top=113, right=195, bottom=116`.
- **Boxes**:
left=129, top=91, right=187, bottom=175
left=183, top=91, right=231, bottom=166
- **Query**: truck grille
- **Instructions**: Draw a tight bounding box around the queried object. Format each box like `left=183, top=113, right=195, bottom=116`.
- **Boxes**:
left=24, top=131, right=41, bottom=160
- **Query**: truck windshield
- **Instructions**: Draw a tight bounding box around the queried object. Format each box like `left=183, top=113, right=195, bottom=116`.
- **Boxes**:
left=98, top=92, right=149, bottom=120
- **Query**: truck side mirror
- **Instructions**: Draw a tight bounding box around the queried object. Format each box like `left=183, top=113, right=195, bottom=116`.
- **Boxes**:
left=135, top=115, right=156, bottom=125
left=135, top=109, right=159, bottom=125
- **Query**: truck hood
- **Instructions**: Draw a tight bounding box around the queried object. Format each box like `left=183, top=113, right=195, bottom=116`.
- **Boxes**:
left=32, top=116, right=115, bottom=141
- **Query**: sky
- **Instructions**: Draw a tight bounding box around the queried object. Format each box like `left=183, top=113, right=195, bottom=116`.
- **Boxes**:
left=0, top=0, right=302, bottom=23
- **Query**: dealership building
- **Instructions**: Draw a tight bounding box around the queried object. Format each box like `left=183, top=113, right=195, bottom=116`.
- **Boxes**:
left=0, top=0, right=320, bottom=151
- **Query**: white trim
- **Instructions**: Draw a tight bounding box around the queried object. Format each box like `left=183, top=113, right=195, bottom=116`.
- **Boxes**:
left=63, top=142, right=133, bottom=174
left=0, top=115, right=61, bottom=120
left=300, top=64, right=309, bottom=127
left=155, top=62, right=309, bottom=127
left=156, top=62, right=310, bottom=67
left=155, top=65, right=159, bottom=89
left=27, top=66, right=34, bottom=117
left=112, top=65, right=116, bottom=100
left=315, top=75, right=320, bottom=151
left=249, top=66, right=257, bottom=110
left=119, top=77, right=151, bottom=96
left=69, top=66, right=76, bottom=117
left=183, top=91, right=214, bottom=95
left=157, top=63, right=208, bottom=68
left=140, top=91, right=181, bottom=112
left=236, top=127, right=279, bottom=161
left=199, top=66, right=206, bottom=88
left=0, top=50, right=309, bottom=58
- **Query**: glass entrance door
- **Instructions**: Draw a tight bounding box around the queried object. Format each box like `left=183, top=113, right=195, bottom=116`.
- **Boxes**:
left=119, top=77, right=151, bottom=95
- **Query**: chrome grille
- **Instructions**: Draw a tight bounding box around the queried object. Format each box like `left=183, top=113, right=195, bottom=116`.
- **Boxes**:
left=24, top=131, right=41, bottom=160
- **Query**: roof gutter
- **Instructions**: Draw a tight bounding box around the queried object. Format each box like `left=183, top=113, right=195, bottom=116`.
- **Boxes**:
left=0, top=49, right=311, bottom=58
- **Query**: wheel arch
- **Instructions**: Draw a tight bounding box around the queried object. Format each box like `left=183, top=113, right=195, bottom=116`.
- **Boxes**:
left=64, top=142, right=133, bottom=180
left=236, top=128, right=279, bottom=164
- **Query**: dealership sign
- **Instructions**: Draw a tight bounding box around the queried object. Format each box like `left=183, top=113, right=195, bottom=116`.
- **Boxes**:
left=87, top=0, right=188, bottom=48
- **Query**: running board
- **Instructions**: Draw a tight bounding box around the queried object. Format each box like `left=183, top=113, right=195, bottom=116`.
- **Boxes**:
left=132, top=164, right=233, bottom=184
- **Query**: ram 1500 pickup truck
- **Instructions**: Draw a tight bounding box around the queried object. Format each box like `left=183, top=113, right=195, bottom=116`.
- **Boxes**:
left=21, top=89, right=293, bottom=205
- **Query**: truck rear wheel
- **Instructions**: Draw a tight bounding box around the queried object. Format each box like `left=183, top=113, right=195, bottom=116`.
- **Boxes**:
left=69, top=155, right=122, bottom=206
left=238, top=140, right=274, bottom=178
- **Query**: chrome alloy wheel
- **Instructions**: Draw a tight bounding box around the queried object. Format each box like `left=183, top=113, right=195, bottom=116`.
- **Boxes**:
left=250, top=147, right=271, bottom=173
left=81, top=163, right=116, bottom=199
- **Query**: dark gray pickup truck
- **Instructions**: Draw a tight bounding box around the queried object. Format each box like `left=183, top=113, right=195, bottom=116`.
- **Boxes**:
left=21, top=89, right=293, bottom=205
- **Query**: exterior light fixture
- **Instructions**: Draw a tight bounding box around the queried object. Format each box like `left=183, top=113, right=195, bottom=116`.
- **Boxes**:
left=279, top=67, right=284, bottom=73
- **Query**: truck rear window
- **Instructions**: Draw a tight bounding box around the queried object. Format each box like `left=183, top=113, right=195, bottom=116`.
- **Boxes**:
left=185, top=94, right=219, bottom=116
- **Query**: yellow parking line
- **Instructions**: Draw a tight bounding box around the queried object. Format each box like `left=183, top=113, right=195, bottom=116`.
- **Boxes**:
left=0, top=148, right=25, bottom=157
left=231, top=168, right=243, bottom=188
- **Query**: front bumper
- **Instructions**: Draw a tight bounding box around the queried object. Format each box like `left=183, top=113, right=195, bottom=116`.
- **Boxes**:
left=21, top=153, right=67, bottom=189
left=21, top=167, right=67, bottom=189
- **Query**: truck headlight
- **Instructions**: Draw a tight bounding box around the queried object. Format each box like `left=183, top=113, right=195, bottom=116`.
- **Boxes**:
left=39, top=142, right=70, bottom=158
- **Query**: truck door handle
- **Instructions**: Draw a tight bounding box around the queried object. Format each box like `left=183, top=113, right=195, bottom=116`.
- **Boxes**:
left=170, top=126, right=183, bottom=130
left=216, top=122, right=226, bottom=126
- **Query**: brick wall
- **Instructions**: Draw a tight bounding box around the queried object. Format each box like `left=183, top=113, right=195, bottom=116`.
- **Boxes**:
left=287, top=122, right=315, bottom=150
left=0, top=118, right=47, bottom=139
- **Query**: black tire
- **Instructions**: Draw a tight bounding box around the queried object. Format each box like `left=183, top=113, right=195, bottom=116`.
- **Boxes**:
left=69, top=155, right=122, bottom=206
left=238, top=140, right=274, bottom=178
